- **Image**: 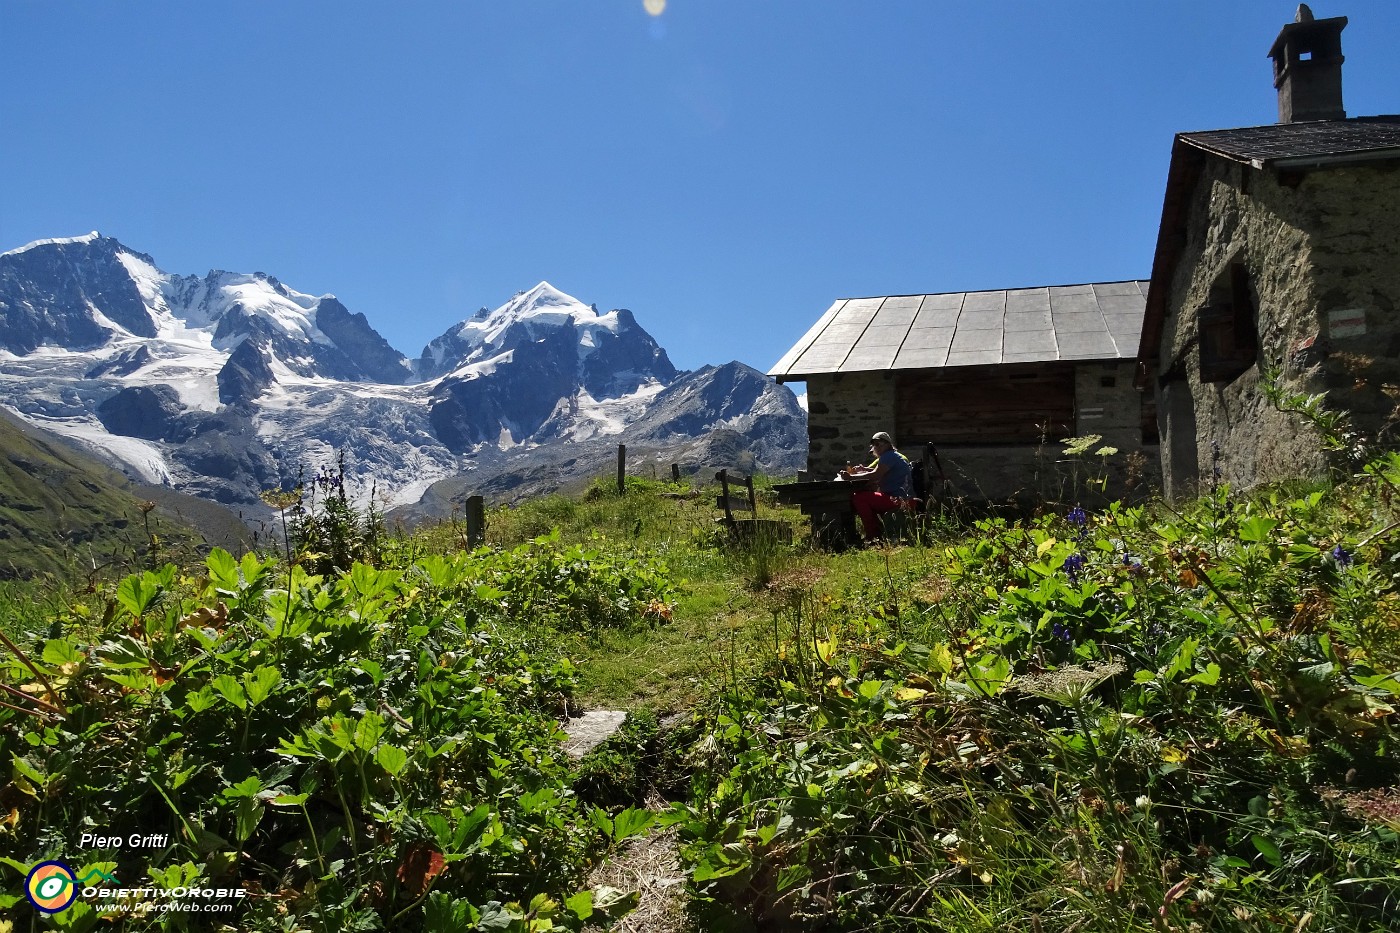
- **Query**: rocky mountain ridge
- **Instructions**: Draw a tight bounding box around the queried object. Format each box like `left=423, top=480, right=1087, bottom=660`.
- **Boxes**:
left=0, top=234, right=805, bottom=512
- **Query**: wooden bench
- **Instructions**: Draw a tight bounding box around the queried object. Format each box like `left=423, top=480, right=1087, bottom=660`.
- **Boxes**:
left=715, top=468, right=756, bottom=523
left=716, top=470, right=792, bottom=545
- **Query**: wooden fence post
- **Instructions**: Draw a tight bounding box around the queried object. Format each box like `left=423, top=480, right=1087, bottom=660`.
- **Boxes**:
left=716, top=469, right=734, bottom=525
left=464, top=495, right=485, bottom=549
left=617, top=444, right=627, bottom=495
left=671, top=463, right=681, bottom=483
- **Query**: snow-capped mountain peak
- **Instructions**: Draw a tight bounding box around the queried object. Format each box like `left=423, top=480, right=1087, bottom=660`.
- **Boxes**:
left=196, top=272, right=327, bottom=349
left=452, top=280, right=595, bottom=348
left=418, top=281, right=634, bottom=380
left=0, top=234, right=412, bottom=389
left=0, top=231, right=102, bottom=257
left=419, top=281, right=681, bottom=449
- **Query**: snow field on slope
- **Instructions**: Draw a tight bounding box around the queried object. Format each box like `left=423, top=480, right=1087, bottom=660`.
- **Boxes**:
left=566, top=381, right=667, bottom=440
left=19, top=412, right=173, bottom=486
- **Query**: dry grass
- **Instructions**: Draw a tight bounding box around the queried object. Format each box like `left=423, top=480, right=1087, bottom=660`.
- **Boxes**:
left=586, top=820, right=688, bottom=933
left=761, top=564, right=827, bottom=597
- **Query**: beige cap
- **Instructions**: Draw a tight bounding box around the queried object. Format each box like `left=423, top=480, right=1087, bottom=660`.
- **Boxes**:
left=870, top=431, right=894, bottom=446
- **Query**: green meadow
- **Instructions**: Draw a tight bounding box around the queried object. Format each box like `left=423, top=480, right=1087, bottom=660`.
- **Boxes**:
left=3, top=426, right=1399, bottom=931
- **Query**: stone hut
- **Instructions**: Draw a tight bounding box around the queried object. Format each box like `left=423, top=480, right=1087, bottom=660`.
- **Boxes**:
left=768, top=282, right=1158, bottom=503
left=1137, top=9, right=1400, bottom=498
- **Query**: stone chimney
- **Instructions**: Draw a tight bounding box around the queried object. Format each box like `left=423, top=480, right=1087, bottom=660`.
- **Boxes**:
left=1268, top=5, right=1347, bottom=123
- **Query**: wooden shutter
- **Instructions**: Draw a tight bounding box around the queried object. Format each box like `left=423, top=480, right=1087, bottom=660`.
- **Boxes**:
left=896, top=364, right=1075, bottom=445
left=1198, top=263, right=1258, bottom=384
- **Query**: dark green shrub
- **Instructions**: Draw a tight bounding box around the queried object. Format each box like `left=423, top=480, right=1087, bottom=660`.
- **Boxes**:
left=0, top=541, right=679, bottom=931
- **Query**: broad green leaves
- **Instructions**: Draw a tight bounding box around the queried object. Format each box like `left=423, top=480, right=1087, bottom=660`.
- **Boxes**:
left=243, top=666, right=280, bottom=706
left=41, top=638, right=84, bottom=666
left=114, top=567, right=172, bottom=617
left=211, top=673, right=247, bottom=710
left=589, top=806, right=654, bottom=844
left=374, top=743, right=408, bottom=776
left=353, top=710, right=386, bottom=752
left=1237, top=516, right=1279, bottom=543
left=6, top=534, right=672, bottom=932
left=206, top=547, right=239, bottom=592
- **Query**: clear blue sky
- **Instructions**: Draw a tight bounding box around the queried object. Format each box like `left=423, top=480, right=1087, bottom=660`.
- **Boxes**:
left=3, top=2, right=1397, bottom=374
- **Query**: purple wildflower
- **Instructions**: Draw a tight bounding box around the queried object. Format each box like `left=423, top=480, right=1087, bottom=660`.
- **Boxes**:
left=1052, top=621, right=1073, bottom=643
left=1332, top=545, right=1353, bottom=568
left=1063, top=553, right=1087, bottom=584
left=1067, top=507, right=1088, bottom=528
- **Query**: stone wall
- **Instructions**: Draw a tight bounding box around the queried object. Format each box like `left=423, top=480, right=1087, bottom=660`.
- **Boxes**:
left=803, top=371, right=897, bottom=477
left=1075, top=361, right=1143, bottom=446
left=1073, top=360, right=1161, bottom=501
left=1154, top=158, right=1400, bottom=498
left=930, top=444, right=1055, bottom=502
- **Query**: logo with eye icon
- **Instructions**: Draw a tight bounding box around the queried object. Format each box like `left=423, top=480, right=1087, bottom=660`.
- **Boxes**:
left=25, top=861, right=79, bottom=913
left=23, top=862, right=120, bottom=913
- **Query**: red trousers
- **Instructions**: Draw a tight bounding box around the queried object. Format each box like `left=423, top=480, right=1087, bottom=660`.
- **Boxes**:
left=852, top=490, right=902, bottom=539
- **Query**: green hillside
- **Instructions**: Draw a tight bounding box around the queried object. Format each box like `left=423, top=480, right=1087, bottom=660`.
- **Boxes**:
left=0, top=408, right=250, bottom=579
left=1, top=446, right=1398, bottom=930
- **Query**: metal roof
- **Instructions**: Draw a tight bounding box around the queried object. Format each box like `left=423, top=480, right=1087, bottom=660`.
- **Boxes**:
left=769, top=281, right=1149, bottom=380
left=1180, top=115, right=1400, bottom=168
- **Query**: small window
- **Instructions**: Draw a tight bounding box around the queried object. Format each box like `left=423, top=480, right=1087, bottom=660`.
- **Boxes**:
left=1299, top=50, right=1313, bottom=61
left=1141, top=395, right=1159, bottom=446
left=1198, top=262, right=1258, bottom=384
left=1100, top=376, right=1116, bottom=388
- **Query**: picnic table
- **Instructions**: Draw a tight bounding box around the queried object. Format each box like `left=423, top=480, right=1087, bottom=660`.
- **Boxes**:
left=772, top=479, right=859, bottom=550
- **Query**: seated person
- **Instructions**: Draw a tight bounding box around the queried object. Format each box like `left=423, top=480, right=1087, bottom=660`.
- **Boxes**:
left=840, top=432, right=913, bottom=544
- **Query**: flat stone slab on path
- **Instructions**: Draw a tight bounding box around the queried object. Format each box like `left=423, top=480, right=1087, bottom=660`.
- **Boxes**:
left=563, top=710, right=627, bottom=758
